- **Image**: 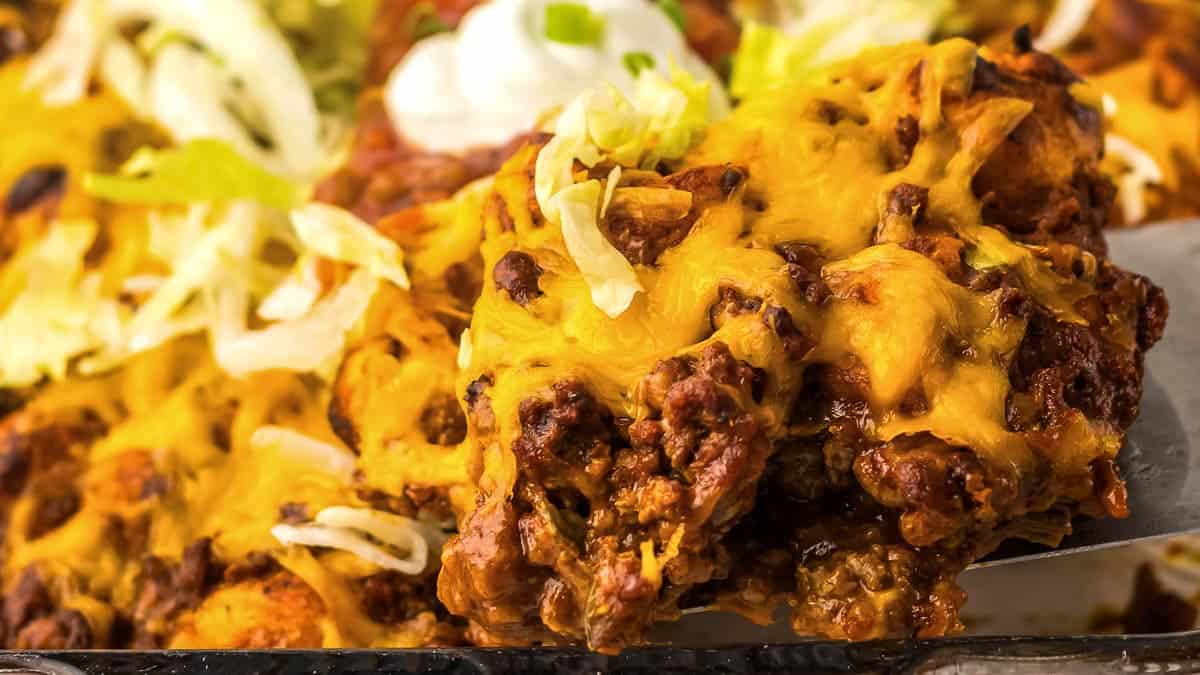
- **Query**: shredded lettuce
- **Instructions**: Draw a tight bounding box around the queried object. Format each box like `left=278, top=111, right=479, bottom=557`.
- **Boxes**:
left=656, top=0, right=687, bottom=32
left=261, top=0, right=377, bottom=115
left=12, top=3, right=390, bottom=385
left=636, top=65, right=713, bottom=165
left=273, top=506, right=443, bottom=576
left=85, top=139, right=303, bottom=210
left=533, top=66, right=716, bottom=317
left=622, top=51, right=656, bottom=77
left=1105, top=133, right=1164, bottom=224
left=730, top=0, right=952, bottom=99
left=26, top=0, right=349, bottom=179
left=213, top=267, right=378, bottom=378
left=0, top=220, right=125, bottom=387
left=554, top=180, right=644, bottom=317
left=79, top=202, right=271, bottom=374
left=258, top=253, right=324, bottom=321
left=290, top=203, right=411, bottom=290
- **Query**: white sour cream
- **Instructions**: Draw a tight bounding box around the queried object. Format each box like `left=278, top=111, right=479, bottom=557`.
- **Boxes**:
left=384, top=0, right=729, bottom=153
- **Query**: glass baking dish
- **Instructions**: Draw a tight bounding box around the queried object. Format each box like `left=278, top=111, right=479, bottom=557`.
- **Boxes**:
left=0, top=632, right=1198, bottom=675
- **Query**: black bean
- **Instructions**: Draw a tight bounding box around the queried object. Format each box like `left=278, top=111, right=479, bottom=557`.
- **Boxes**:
left=6, top=165, right=66, bottom=215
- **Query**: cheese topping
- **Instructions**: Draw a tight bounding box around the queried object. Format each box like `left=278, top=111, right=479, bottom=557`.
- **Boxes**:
left=466, top=39, right=1112, bottom=495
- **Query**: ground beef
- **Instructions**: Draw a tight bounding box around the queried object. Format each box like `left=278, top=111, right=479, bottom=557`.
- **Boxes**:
left=361, top=571, right=443, bottom=625
left=966, top=54, right=1112, bottom=255
left=222, top=553, right=281, bottom=584
left=602, top=164, right=746, bottom=265
left=14, top=609, right=92, bottom=649
left=762, top=306, right=815, bottom=361
left=3, top=566, right=52, bottom=644
left=0, top=409, right=106, bottom=498
left=418, top=392, right=468, bottom=446
left=0, top=25, right=27, bottom=65
left=854, top=434, right=1015, bottom=548
left=442, top=343, right=772, bottom=652
left=493, top=251, right=543, bottom=306
left=709, top=286, right=762, bottom=331
left=443, top=259, right=484, bottom=308
left=1008, top=261, right=1165, bottom=435
left=901, top=235, right=967, bottom=283
left=776, top=242, right=831, bottom=306
left=131, top=538, right=223, bottom=645
left=278, top=502, right=309, bottom=524
left=25, top=484, right=80, bottom=540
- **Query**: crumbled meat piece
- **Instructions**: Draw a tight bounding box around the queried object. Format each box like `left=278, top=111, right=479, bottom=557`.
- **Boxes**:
left=602, top=164, right=747, bottom=265
left=14, top=610, right=93, bottom=649
left=279, top=502, right=309, bottom=524
left=26, top=486, right=81, bottom=539
left=419, top=392, right=468, bottom=445
left=131, top=538, right=223, bottom=643
left=0, top=25, right=29, bottom=64
left=709, top=286, right=762, bottom=331
left=4, top=566, right=53, bottom=642
left=895, top=116, right=919, bottom=168
left=361, top=572, right=440, bottom=625
left=443, top=343, right=771, bottom=651
left=493, top=251, right=543, bottom=306
left=776, top=243, right=830, bottom=305
left=223, top=553, right=281, bottom=584
left=444, top=260, right=484, bottom=307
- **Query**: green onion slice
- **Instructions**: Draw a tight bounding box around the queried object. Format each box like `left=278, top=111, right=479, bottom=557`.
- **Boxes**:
left=656, top=0, right=687, bottom=32
left=622, top=51, right=656, bottom=77
left=544, top=2, right=605, bottom=46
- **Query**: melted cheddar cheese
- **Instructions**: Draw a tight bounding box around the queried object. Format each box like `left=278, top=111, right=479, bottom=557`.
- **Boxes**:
left=465, top=39, right=1111, bottom=482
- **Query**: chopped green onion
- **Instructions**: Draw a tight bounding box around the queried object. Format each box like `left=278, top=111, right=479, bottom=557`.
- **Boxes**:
left=656, top=0, right=687, bottom=32
left=412, top=13, right=451, bottom=40
left=544, top=3, right=605, bottom=46
left=622, top=51, right=656, bottom=77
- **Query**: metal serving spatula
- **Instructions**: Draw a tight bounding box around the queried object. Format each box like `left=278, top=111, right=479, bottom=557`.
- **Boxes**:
left=975, top=219, right=1200, bottom=568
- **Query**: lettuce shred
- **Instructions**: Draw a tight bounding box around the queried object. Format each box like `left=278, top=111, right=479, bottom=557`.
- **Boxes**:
left=730, top=0, right=952, bottom=99
left=4, top=153, right=413, bottom=385
left=26, top=0, right=365, bottom=179
left=533, top=67, right=716, bottom=318
left=0, top=220, right=123, bottom=387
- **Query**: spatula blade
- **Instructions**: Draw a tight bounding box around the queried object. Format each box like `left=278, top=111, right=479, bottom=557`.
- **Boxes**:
left=976, top=220, right=1200, bottom=568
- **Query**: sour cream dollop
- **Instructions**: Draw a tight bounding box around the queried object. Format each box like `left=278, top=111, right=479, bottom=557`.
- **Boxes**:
left=384, top=0, right=730, bottom=154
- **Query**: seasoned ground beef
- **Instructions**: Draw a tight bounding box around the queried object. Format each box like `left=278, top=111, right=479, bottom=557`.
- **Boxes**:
left=493, top=251, right=544, bottom=306
left=441, top=343, right=772, bottom=651
left=602, top=164, right=747, bottom=265
left=130, top=538, right=223, bottom=647
left=14, top=609, right=92, bottom=649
